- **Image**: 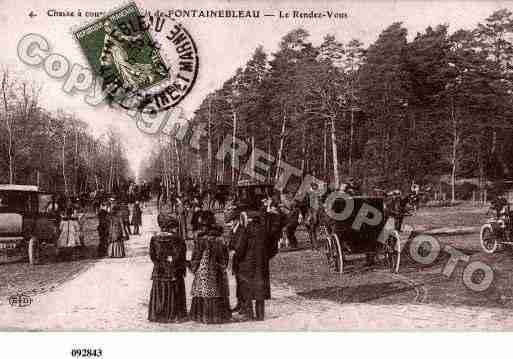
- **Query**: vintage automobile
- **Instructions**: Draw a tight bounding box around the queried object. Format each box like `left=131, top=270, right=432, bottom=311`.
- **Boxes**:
left=316, top=195, right=401, bottom=273
left=479, top=195, right=513, bottom=253
left=0, top=185, right=60, bottom=265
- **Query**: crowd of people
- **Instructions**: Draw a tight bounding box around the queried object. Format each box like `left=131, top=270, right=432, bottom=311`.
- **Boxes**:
left=54, top=196, right=143, bottom=261
left=55, top=177, right=423, bottom=324
left=148, top=199, right=283, bottom=324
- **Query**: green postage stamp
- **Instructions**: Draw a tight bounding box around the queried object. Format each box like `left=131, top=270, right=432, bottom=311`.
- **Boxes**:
left=73, top=2, right=199, bottom=111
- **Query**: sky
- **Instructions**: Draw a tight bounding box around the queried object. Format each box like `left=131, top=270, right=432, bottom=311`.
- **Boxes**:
left=0, top=0, right=511, bottom=179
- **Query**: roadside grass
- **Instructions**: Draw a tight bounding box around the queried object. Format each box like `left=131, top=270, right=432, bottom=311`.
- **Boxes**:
left=404, top=203, right=489, bottom=230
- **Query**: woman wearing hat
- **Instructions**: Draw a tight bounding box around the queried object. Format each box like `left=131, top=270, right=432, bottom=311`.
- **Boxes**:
left=107, top=205, right=128, bottom=258
left=56, top=207, right=82, bottom=261
left=189, top=211, right=231, bottom=324
left=148, top=214, right=187, bottom=323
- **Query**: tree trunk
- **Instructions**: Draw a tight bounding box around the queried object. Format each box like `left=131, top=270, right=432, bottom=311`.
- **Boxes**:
left=267, top=127, right=271, bottom=183
left=108, top=142, right=113, bottom=193
left=478, top=134, right=486, bottom=204
left=174, top=138, right=182, bottom=196
left=207, top=97, right=212, bottom=182
left=2, top=72, right=14, bottom=184
left=275, top=111, right=286, bottom=184
left=231, top=110, right=237, bottom=185
left=300, top=122, right=306, bottom=175
left=349, top=108, right=354, bottom=176
left=331, top=115, right=339, bottom=189
left=323, top=118, right=327, bottom=181
left=450, top=98, right=458, bottom=204
left=74, top=127, right=79, bottom=195
left=8, top=124, right=13, bottom=184
left=62, top=131, right=68, bottom=196
left=221, top=136, right=226, bottom=183
left=251, top=135, right=255, bottom=178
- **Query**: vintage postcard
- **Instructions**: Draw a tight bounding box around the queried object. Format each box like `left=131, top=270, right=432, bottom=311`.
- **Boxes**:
left=3, top=0, right=513, bottom=348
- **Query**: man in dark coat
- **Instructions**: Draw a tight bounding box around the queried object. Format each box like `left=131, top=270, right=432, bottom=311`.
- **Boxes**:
left=233, top=209, right=279, bottom=321
left=131, top=201, right=143, bottom=235
left=97, top=202, right=110, bottom=257
left=226, top=207, right=244, bottom=313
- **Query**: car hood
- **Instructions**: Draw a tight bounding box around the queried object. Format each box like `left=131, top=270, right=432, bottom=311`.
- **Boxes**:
left=0, top=213, right=23, bottom=234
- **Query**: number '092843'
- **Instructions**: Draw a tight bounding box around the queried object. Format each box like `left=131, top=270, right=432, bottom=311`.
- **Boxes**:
left=71, top=349, right=103, bottom=357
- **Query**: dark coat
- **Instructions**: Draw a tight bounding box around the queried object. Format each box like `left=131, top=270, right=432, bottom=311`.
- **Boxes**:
left=233, top=214, right=278, bottom=301
left=97, top=209, right=110, bottom=237
left=150, top=232, right=187, bottom=281
left=132, top=203, right=142, bottom=226
left=228, top=222, right=243, bottom=274
left=119, top=203, right=130, bottom=222
left=190, top=228, right=228, bottom=273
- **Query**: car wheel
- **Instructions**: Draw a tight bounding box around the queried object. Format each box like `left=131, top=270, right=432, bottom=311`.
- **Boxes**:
left=28, top=236, right=40, bottom=265
left=480, top=225, right=498, bottom=254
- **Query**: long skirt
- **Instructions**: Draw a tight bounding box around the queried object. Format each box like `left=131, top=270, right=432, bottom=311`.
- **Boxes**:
left=107, top=240, right=126, bottom=258
left=97, top=233, right=109, bottom=258
left=189, top=297, right=231, bottom=324
left=148, top=278, right=187, bottom=323
left=190, top=272, right=231, bottom=324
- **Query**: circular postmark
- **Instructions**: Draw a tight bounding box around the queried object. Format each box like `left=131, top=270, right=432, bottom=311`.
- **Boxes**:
left=74, top=2, right=199, bottom=113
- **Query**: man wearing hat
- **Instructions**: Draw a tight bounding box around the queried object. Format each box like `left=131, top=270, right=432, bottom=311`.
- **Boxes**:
left=232, top=202, right=279, bottom=321
left=226, top=204, right=245, bottom=313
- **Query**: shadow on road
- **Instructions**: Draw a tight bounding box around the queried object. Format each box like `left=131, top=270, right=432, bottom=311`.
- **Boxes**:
left=297, top=280, right=418, bottom=304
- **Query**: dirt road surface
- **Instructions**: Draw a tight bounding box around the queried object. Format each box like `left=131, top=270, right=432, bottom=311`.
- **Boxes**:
left=2, top=206, right=513, bottom=330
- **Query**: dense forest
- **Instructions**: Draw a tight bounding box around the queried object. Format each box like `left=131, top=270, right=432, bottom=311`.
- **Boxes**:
left=142, top=9, right=513, bottom=202
left=0, top=68, right=132, bottom=194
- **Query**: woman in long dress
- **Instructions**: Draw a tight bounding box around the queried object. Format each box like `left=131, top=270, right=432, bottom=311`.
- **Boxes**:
left=107, top=205, right=127, bottom=258
left=189, top=211, right=231, bottom=324
left=57, top=207, right=83, bottom=261
left=97, top=202, right=110, bottom=257
left=148, top=214, right=187, bottom=323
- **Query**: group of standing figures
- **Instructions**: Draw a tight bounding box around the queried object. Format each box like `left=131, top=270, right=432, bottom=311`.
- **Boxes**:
left=96, top=200, right=143, bottom=258
left=148, top=206, right=282, bottom=324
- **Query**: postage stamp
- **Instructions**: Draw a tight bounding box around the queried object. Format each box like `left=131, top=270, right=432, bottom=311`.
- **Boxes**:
left=73, top=2, right=199, bottom=112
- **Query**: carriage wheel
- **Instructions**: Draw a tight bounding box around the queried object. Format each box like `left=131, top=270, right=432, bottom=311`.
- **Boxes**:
left=384, top=231, right=401, bottom=273
left=319, top=226, right=335, bottom=270
left=330, top=233, right=344, bottom=274
left=319, top=226, right=332, bottom=261
left=480, top=225, right=498, bottom=254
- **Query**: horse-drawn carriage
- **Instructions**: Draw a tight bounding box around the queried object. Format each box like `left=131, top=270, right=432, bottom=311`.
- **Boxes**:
left=315, top=195, right=401, bottom=274
left=225, top=181, right=402, bottom=274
